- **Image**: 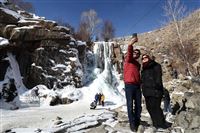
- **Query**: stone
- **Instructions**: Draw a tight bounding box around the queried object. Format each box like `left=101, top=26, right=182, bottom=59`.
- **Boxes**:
left=191, top=78, right=200, bottom=93
left=137, top=125, right=145, bottom=133
left=185, top=129, right=200, bottom=133
left=50, top=96, right=62, bottom=106
left=54, top=120, right=63, bottom=125
left=56, top=116, right=62, bottom=120
left=3, top=24, right=17, bottom=38
left=39, top=20, right=57, bottom=29
left=0, top=8, right=19, bottom=24
left=1, top=79, right=17, bottom=102
left=189, top=116, right=200, bottom=129
left=52, top=26, right=70, bottom=34
left=18, top=11, right=33, bottom=18
left=61, top=97, right=73, bottom=104
left=185, top=93, right=200, bottom=110
left=175, top=111, right=191, bottom=128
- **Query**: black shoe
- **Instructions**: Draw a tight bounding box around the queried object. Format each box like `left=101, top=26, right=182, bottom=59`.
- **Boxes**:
left=135, top=119, right=140, bottom=130
left=165, top=121, right=172, bottom=127
left=130, top=124, right=137, bottom=132
left=135, top=124, right=139, bottom=131
left=154, top=121, right=172, bottom=129
left=130, top=126, right=137, bottom=132
left=155, top=124, right=170, bottom=129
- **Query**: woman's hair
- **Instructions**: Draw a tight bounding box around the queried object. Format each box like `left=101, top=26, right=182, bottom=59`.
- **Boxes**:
left=141, top=54, right=151, bottom=59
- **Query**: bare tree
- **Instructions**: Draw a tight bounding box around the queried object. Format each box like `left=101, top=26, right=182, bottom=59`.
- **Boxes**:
left=8, top=0, right=35, bottom=13
left=76, top=9, right=101, bottom=42
left=76, top=22, right=91, bottom=42
left=101, top=20, right=115, bottom=42
left=163, top=0, right=196, bottom=76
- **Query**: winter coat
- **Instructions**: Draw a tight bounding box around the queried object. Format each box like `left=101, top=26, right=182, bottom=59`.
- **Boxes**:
left=95, top=94, right=99, bottom=102
left=100, top=94, right=105, bottom=102
left=141, top=60, right=164, bottom=97
left=123, top=45, right=141, bottom=85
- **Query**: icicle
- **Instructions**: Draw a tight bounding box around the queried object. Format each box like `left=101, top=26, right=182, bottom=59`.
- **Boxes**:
left=93, top=42, right=104, bottom=74
left=101, top=42, right=113, bottom=84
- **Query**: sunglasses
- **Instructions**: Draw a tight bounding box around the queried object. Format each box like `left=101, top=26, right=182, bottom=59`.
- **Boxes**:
left=142, top=56, right=148, bottom=60
left=133, top=52, right=140, bottom=55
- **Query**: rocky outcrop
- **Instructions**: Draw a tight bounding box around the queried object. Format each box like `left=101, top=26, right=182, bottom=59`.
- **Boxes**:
left=0, top=3, right=85, bottom=98
left=171, top=78, right=200, bottom=132
left=111, top=42, right=123, bottom=74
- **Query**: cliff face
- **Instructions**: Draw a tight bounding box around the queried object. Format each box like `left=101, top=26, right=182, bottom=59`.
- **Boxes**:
left=0, top=3, right=85, bottom=91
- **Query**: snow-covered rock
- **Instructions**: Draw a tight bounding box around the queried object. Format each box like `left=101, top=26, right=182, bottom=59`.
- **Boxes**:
left=0, top=37, right=9, bottom=46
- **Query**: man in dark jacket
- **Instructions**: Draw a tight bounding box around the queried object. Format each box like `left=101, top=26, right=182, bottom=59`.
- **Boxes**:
left=123, top=36, right=141, bottom=132
left=141, top=54, right=170, bottom=129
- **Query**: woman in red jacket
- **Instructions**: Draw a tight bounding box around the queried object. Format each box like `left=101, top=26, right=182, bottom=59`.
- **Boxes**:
left=123, top=36, right=141, bottom=132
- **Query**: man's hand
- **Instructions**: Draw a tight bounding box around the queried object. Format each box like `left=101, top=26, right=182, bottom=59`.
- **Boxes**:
left=128, top=37, right=138, bottom=45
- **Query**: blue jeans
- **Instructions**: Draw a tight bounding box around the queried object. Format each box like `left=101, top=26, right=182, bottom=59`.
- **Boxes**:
left=125, top=84, right=142, bottom=128
left=164, top=99, right=172, bottom=113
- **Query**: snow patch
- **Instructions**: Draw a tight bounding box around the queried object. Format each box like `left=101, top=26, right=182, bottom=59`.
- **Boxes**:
left=0, top=37, right=9, bottom=46
left=77, top=40, right=86, bottom=45
left=15, top=25, right=35, bottom=30
left=0, top=7, right=24, bottom=19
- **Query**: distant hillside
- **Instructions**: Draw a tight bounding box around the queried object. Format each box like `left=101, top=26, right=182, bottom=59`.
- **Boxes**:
left=115, top=9, right=200, bottom=79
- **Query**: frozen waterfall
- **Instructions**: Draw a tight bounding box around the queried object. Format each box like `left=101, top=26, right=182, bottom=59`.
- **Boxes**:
left=92, top=42, right=124, bottom=103
left=7, top=52, right=27, bottom=95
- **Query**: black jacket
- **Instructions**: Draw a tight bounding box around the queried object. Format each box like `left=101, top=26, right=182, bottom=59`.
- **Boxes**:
left=141, top=60, right=164, bottom=97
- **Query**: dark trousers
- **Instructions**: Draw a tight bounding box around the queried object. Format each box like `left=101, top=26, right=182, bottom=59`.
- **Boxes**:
left=145, top=96, right=166, bottom=127
left=125, top=84, right=142, bottom=128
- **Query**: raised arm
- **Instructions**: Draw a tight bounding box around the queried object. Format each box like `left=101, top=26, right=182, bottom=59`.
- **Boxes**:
left=125, top=37, right=138, bottom=62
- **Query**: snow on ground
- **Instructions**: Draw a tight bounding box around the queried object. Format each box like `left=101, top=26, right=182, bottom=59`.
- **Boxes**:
left=1, top=70, right=125, bottom=132
left=0, top=100, right=112, bottom=132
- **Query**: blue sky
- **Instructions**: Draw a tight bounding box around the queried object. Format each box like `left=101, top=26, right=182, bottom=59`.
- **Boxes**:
left=25, top=0, right=200, bottom=37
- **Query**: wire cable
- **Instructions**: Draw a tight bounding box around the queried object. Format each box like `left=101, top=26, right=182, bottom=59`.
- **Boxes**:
left=127, top=0, right=162, bottom=34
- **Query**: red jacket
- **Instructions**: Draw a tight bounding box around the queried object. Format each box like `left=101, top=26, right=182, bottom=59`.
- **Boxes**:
left=123, top=45, right=140, bottom=85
